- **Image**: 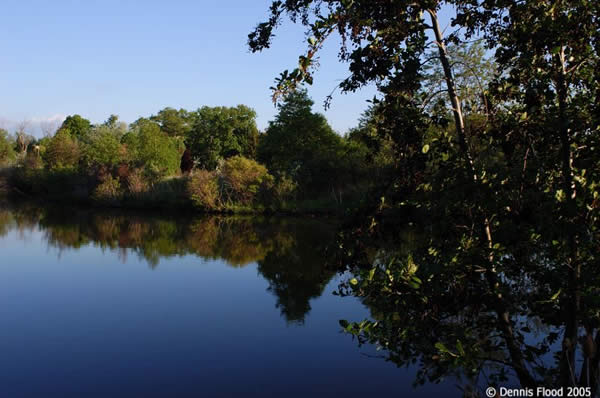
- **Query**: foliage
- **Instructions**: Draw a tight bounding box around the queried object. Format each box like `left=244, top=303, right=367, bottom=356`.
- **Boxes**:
left=188, top=170, right=220, bottom=210
left=125, top=168, right=149, bottom=196
left=252, top=0, right=600, bottom=393
left=83, top=125, right=125, bottom=167
left=150, top=107, right=195, bottom=137
left=43, top=130, right=81, bottom=170
left=186, top=105, right=259, bottom=169
left=0, top=129, right=16, bottom=165
left=92, top=174, right=122, bottom=203
left=58, top=115, right=92, bottom=140
left=220, top=156, right=272, bottom=205
left=180, top=149, right=193, bottom=174
left=187, top=156, right=272, bottom=209
left=258, top=90, right=343, bottom=194
left=264, top=174, right=298, bottom=206
left=127, top=120, right=181, bottom=179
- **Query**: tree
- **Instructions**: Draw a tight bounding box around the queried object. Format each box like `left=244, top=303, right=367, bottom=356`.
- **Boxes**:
left=40, top=119, right=61, bottom=137
left=58, top=115, right=92, bottom=140
left=456, top=1, right=600, bottom=389
left=180, top=149, right=193, bottom=174
left=102, top=114, right=128, bottom=137
left=83, top=126, right=125, bottom=167
left=258, top=90, right=342, bottom=193
left=0, top=129, right=16, bottom=165
left=14, top=120, right=34, bottom=155
left=43, top=130, right=81, bottom=169
left=126, top=120, right=181, bottom=179
left=150, top=107, right=194, bottom=137
left=186, top=105, right=259, bottom=169
left=251, top=0, right=599, bottom=393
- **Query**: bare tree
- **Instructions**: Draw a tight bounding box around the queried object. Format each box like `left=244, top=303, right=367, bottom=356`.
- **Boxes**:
left=15, top=120, right=32, bottom=154
left=40, top=119, right=61, bottom=137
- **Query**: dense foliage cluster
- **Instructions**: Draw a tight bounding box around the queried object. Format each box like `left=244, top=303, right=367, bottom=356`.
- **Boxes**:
left=250, top=0, right=599, bottom=393
left=4, top=92, right=391, bottom=212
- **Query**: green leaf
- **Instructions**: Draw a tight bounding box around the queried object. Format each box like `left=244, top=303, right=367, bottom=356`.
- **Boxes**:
left=422, top=144, right=430, bottom=154
left=368, top=268, right=376, bottom=281
left=456, top=340, right=465, bottom=356
left=350, top=278, right=358, bottom=286
left=435, top=342, right=448, bottom=353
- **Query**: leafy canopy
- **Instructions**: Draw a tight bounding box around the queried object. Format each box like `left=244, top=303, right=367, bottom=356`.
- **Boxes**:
left=186, top=105, right=259, bottom=170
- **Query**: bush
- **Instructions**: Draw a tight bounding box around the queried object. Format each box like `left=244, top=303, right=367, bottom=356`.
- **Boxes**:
left=188, top=170, right=220, bottom=210
left=270, top=174, right=298, bottom=204
left=21, top=153, right=44, bottom=170
left=44, top=131, right=81, bottom=170
left=0, top=129, right=16, bottom=165
left=92, top=175, right=122, bottom=204
left=220, top=156, right=272, bottom=204
left=125, top=168, right=149, bottom=195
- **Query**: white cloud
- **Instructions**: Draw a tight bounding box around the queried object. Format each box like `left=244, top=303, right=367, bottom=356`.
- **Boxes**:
left=0, top=114, right=66, bottom=137
left=30, top=114, right=67, bottom=124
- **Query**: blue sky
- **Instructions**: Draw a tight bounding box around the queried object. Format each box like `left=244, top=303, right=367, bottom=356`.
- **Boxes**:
left=0, top=0, right=379, bottom=136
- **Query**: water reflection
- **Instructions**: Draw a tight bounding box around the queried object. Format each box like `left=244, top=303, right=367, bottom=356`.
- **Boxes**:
left=337, top=217, right=600, bottom=396
left=7, top=199, right=596, bottom=396
left=0, top=201, right=337, bottom=324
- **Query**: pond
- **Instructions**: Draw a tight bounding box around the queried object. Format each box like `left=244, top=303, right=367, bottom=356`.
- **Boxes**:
left=0, top=202, right=462, bottom=397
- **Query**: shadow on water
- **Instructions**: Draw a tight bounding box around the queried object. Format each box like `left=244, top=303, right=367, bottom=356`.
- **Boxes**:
left=0, top=201, right=338, bottom=325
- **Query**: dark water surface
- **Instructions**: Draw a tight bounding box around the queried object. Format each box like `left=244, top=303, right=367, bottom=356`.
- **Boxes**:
left=0, top=203, right=457, bottom=397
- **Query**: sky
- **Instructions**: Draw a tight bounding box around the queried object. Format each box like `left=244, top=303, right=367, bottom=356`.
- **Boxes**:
left=0, top=0, right=379, bottom=136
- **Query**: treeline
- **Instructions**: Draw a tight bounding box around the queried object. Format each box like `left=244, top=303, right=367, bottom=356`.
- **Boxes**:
left=0, top=90, right=394, bottom=213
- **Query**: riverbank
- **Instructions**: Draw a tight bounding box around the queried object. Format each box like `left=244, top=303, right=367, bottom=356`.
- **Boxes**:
left=3, top=166, right=361, bottom=216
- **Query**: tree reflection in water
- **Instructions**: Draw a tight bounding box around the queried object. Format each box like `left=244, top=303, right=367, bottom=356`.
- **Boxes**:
left=0, top=202, right=337, bottom=325
left=337, top=213, right=600, bottom=396
left=3, top=200, right=599, bottom=395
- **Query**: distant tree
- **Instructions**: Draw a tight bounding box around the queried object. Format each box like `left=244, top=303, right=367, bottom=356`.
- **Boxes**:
left=14, top=120, right=34, bottom=155
left=127, top=120, right=181, bottom=179
left=0, top=129, right=16, bottom=164
left=40, top=119, right=61, bottom=137
left=58, top=115, right=92, bottom=140
left=150, top=107, right=194, bottom=137
left=186, top=105, right=259, bottom=169
left=180, top=149, right=194, bottom=174
left=43, top=130, right=81, bottom=169
left=102, top=115, right=128, bottom=138
left=83, top=126, right=125, bottom=167
left=258, top=90, right=342, bottom=192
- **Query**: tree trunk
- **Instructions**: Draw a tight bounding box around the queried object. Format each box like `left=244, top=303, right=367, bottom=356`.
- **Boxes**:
left=556, top=46, right=581, bottom=388
left=427, top=9, right=475, bottom=175
left=427, top=8, right=537, bottom=388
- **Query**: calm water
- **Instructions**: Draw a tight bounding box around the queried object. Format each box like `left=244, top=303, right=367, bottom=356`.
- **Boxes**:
left=0, top=203, right=457, bottom=397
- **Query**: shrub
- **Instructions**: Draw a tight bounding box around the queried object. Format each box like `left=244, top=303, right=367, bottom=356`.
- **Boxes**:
left=92, top=174, right=122, bottom=204
left=44, top=131, right=81, bottom=170
left=188, top=170, right=220, bottom=210
left=220, top=156, right=272, bottom=204
left=125, top=168, right=148, bottom=195
left=21, top=153, right=44, bottom=170
left=271, top=174, right=298, bottom=203
left=0, top=129, right=16, bottom=165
